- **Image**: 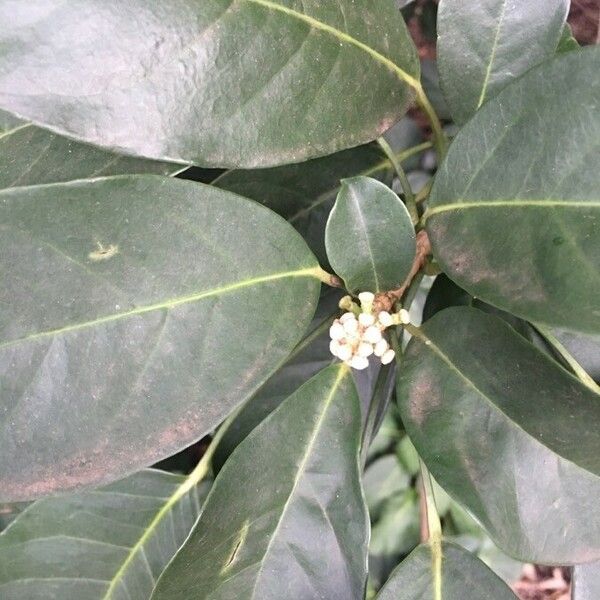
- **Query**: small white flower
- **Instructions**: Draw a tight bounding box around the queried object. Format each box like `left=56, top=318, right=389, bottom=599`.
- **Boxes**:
left=337, top=343, right=353, bottom=362
left=350, top=355, right=369, bottom=370
left=358, top=312, right=375, bottom=327
left=343, top=317, right=359, bottom=335
left=358, top=291, right=375, bottom=305
left=381, top=349, right=396, bottom=365
left=373, top=338, right=389, bottom=357
left=378, top=311, right=393, bottom=328
left=329, top=339, right=341, bottom=356
left=340, top=311, right=355, bottom=323
left=364, top=325, right=382, bottom=344
left=398, top=309, right=411, bottom=325
left=329, top=322, right=345, bottom=341
left=357, top=342, right=374, bottom=357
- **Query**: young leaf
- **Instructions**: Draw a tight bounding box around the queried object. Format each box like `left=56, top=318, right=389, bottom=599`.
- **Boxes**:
left=152, top=364, right=369, bottom=600
left=573, top=562, right=600, bottom=600
left=0, top=0, right=419, bottom=168
left=0, top=469, right=210, bottom=599
left=437, top=0, right=568, bottom=124
left=398, top=307, right=600, bottom=564
left=214, top=144, right=392, bottom=266
left=325, top=176, right=416, bottom=292
left=0, top=176, right=321, bottom=501
left=556, top=23, right=580, bottom=54
left=0, top=124, right=183, bottom=189
left=376, top=542, right=517, bottom=599
left=426, top=48, right=600, bottom=334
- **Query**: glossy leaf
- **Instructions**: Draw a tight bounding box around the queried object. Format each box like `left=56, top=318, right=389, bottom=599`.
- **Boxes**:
left=551, top=328, right=600, bottom=382
left=376, top=542, right=517, bottom=599
left=574, top=562, right=600, bottom=600
left=398, top=307, right=600, bottom=563
left=326, top=176, right=416, bottom=292
left=0, top=469, right=210, bottom=600
left=0, top=0, right=419, bottom=168
left=426, top=48, right=600, bottom=333
left=212, top=289, right=339, bottom=470
left=215, top=144, right=391, bottom=265
left=437, top=0, right=568, bottom=124
left=152, top=364, right=369, bottom=600
left=363, top=455, right=410, bottom=518
left=0, top=175, right=321, bottom=501
left=0, top=124, right=182, bottom=190
left=0, top=109, right=23, bottom=132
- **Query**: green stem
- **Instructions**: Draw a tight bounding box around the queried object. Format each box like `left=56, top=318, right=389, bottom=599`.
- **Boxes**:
left=420, top=459, right=443, bottom=600
left=314, top=266, right=344, bottom=288
left=377, top=136, right=419, bottom=224
left=535, top=324, right=600, bottom=394
left=414, top=84, right=448, bottom=160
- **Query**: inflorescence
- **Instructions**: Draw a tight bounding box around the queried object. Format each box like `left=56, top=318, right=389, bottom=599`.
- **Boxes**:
left=329, top=292, right=410, bottom=370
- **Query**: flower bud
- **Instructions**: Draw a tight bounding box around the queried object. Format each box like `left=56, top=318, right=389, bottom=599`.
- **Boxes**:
left=337, top=343, right=353, bottom=362
left=381, top=349, right=396, bottom=365
left=398, top=309, right=411, bottom=325
left=377, top=311, right=393, bottom=328
left=358, top=312, right=376, bottom=327
left=329, top=322, right=345, bottom=341
left=364, top=325, right=382, bottom=344
left=350, top=355, right=369, bottom=370
left=357, top=342, right=374, bottom=357
left=343, top=317, right=359, bottom=335
left=358, top=291, right=375, bottom=313
left=373, top=338, right=389, bottom=357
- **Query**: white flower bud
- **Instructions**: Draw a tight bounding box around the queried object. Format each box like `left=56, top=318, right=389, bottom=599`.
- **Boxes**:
left=398, top=309, right=411, bottom=325
left=357, top=342, right=374, bottom=357
left=350, top=355, right=369, bottom=370
left=329, top=322, right=345, bottom=341
left=337, top=344, right=353, bottom=362
left=364, top=325, right=382, bottom=344
left=340, top=311, right=355, bottom=323
left=358, top=291, right=375, bottom=306
left=377, top=311, right=393, bottom=328
left=358, top=312, right=376, bottom=327
left=373, top=338, right=389, bottom=357
left=343, top=317, right=359, bottom=335
left=329, top=339, right=341, bottom=357
left=381, top=349, right=396, bottom=365
left=338, top=295, right=353, bottom=310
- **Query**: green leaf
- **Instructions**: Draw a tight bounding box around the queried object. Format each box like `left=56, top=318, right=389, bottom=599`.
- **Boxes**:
left=326, top=176, right=416, bottom=292
left=0, top=469, right=210, bottom=600
left=557, top=23, right=580, bottom=54
left=574, top=562, right=600, bottom=599
left=0, top=109, right=23, bottom=133
left=376, top=542, right=517, bottom=599
left=363, top=455, right=410, bottom=519
left=0, top=124, right=183, bottom=190
left=369, top=489, right=419, bottom=558
left=437, top=0, right=568, bottom=124
left=0, top=175, right=321, bottom=501
left=398, top=306, right=600, bottom=563
left=0, top=0, right=419, bottom=168
left=212, top=289, right=339, bottom=470
left=426, top=48, right=600, bottom=333
left=152, top=364, right=369, bottom=600
left=215, top=144, right=391, bottom=266
left=551, top=328, right=600, bottom=382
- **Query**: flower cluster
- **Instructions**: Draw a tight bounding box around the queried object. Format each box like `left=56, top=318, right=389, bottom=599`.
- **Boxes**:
left=329, top=292, right=409, bottom=370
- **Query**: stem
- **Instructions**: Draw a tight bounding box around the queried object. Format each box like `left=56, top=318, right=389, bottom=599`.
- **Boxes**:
left=414, top=85, right=448, bottom=160
left=535, top=324, right=600, bottom=394
left=420, top=459, right=443, bottom=600
left=377, top=136, right=418, bottom=224
left=314, top=266, right=344, bottom=288
left=415, top=180, right=433, bottom=205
